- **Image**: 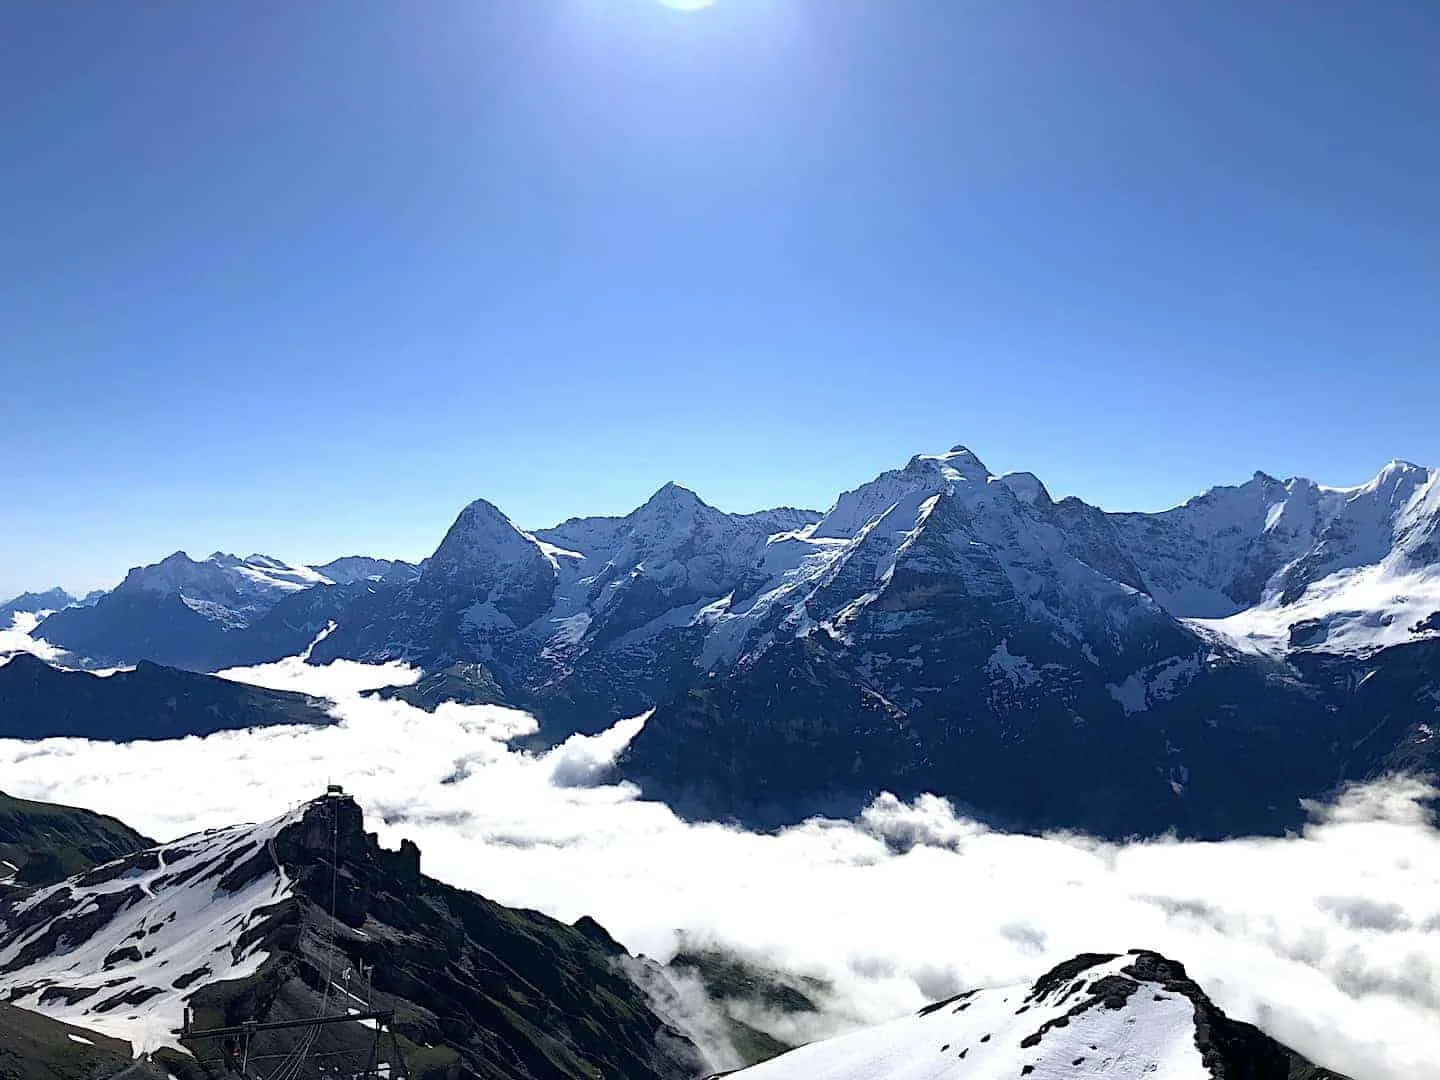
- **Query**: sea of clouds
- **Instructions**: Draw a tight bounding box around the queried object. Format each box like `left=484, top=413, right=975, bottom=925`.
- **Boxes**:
left=0, top=623, right=1436, bottom=1079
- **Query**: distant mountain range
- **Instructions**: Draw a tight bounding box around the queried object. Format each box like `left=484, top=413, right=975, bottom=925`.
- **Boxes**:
left=9, top=446, right=1439, bottom=839
left=0, top=587, right=102, bottom=623
left=13, top=553, right=419, bottom=671
left=0, top=652, right=330, bottom=742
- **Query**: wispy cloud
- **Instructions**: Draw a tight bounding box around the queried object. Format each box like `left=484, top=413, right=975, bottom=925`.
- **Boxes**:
left=0, top=651, right=1433, bottom=1079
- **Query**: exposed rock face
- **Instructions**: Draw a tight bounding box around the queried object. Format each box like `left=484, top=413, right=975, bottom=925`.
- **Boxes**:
left=424, top=499, right=559, bottom=628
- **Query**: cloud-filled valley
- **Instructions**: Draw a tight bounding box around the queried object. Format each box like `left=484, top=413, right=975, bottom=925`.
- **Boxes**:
left=0, top=645, right=1435, bottom=1079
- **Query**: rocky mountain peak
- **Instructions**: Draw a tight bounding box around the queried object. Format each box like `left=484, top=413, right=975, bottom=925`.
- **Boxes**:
left=276, top=790, right=369, bottom=862
left=1367, top=457, right=1432, bottom=501
left=426, top=498, right=550, bottom=585
left=904, top=445, right=993, bottom=483
left=648, top=480, right=704, bottom=504
left=631, top=481, right=712, bottom=529
left=443, top=496, right=522, bottom=535
left=999, top=471, right=1051, bottom=506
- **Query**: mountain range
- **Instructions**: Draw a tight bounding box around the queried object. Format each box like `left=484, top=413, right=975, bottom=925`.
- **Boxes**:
left=25, top=554, right=419, bottom=672
left=9, top=446, right=1440, bottom=839
left=0, top=587, right=102, bottom=623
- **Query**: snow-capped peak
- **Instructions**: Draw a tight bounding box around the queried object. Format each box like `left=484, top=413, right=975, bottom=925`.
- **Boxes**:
left=1374, top=457, right=1426, bottom=481
left=425, top=499, right=554, bottom=588
left=624, top=482, right=718, bottom=541
left=112, top=551, right=333, bottom=629
left=999, top=471, right=1052, bottom=507
left=127, top=551, right=328, bottom=593
left=810, top=446, right=998, bottom=542
left=644, top=480, right=706, bottom=509
left=310, top=555, right=421, bottom=586
left=906, top=445, right=993, bottom=483
left=1188, top=458, right=1440, bottom=655
left=713, top=950, right=1343, bottom=1080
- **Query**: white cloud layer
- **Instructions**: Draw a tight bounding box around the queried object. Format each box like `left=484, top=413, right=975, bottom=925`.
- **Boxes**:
left=0, top=649, right=1435, bottom=1080
left=0, top=612, right=68, bottom=665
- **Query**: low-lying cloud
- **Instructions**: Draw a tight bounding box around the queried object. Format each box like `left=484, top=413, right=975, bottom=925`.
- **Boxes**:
left=0, top=613, right=67, bottom=665
left=0, top=646, right=1435, bottom=1079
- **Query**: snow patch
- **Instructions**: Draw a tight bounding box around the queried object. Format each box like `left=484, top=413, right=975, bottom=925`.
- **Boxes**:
left=0, top=809, right=302, bottom=1053
left=986, top=640, right=1041, bottom=689
left=1106, top=656, right=1202, bottom=716
left=1190, top=565, right=1440, bottom=657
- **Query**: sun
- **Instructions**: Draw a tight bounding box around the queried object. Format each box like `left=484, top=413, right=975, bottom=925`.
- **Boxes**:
left=657, top=0, right=717, bottom=10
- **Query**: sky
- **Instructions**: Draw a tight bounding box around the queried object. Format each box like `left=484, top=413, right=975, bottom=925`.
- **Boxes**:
left=0, top=649, right=1435, bottom=1076
left=2, top=0, right=1438, bottom=597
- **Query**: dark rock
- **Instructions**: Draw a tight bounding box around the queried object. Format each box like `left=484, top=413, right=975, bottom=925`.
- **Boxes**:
left=0, top=654, right=330, bottom=742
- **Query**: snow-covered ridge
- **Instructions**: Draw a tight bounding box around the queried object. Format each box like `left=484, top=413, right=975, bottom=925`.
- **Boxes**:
left=115, top=551, right=333, bottom=628
left=712, top=951, right=1343, bottom=1080
left=691, top=444, right=1179, bottom=677
left=83, top=551, right=418, bottom=632
left=1149, top=461, right=1440, bottom=655
left=310, top=555, right=421, bottom=586
left=130, top=551, right=330, bottom=595
left=0, top=806, right=301, bottom=1051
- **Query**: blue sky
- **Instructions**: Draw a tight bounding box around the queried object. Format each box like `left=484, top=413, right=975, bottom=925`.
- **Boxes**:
left=2, top=0, right=1437, bottom=597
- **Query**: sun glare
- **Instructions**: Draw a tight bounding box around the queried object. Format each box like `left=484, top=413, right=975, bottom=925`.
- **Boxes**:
left=658, top=0, right=718, bottom=10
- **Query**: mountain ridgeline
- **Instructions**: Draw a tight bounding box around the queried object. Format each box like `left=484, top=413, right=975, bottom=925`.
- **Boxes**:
left=20, top=446, right=1440, bottom=840
left=0, top=652, right=331, bottom=742
left=0, top=790, right=151, bottom=888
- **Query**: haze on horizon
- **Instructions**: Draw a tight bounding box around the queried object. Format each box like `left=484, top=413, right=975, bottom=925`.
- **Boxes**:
left=2, top=0, right=1437, bottom=598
